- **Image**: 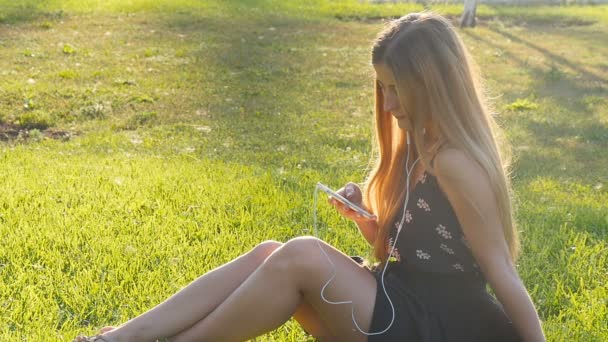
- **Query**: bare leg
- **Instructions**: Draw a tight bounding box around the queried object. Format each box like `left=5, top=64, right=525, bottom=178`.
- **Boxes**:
left=103, top=240, right=283, bottom=341
left=293, top=301, right=336, bottom=340
left=166, top=298, right=335, bottom=341
left=167, top=236, right=377, bottom=342
left=98, top=239, right=335, bottom=341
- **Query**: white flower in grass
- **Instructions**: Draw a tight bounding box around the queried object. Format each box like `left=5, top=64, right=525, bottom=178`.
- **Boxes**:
left=436, top=224, right=452, bottom=239
left=130, top=136, right=143, bottom=145
left=195, top=126, right=212, bottom=133
left=453, top=263, right=465, bottom=272
left=416, top=249, right=431, bottom=260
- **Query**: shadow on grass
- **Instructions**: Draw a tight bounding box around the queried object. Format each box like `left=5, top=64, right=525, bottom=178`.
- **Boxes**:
left=513, top=130, right=607, bottom=182
left=461, top=28, right=606, bottom=113
left=0, top=0, right=371, bottom=184
left=511, top=101, right=607, bottom=185
left=487, top=26, right=606, bottom=85
left=0, top=2, right=66, bottom=25
left=482, top=4, right=601, bottom=26
left=461, top=27, right=607, bottom=178
left=151, top=9, right=371, bottom=173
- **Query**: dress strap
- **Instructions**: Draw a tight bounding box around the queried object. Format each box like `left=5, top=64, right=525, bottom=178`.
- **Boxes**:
left=429, top=140, right=448, bottom=169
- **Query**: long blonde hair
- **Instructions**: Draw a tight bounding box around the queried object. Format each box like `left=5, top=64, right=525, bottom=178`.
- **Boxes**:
left=364, top=11, right=519, bottom=264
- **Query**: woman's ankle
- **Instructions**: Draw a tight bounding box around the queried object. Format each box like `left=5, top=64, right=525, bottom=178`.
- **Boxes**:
left=103, top=327, right=135, bottom=342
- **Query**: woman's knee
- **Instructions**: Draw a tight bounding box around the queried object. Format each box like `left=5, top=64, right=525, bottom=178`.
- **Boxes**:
left=282, top=235, right=321, bottom=255
left=266, top=236, right=323, bottom=271
left=251, top=239, right=283, bottom=263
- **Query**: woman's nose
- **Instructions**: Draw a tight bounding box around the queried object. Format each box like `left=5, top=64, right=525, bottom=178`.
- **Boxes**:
left=383, top=89, right=399, bottom=112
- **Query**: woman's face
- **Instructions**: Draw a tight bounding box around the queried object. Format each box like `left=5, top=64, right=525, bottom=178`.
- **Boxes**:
left=373, top=63, right=409, bottom=130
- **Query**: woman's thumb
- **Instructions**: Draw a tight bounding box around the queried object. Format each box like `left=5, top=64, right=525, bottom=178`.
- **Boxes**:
left=345, top=184, right=355, bottom=198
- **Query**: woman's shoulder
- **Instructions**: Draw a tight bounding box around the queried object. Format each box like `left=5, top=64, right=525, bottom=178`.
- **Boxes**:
left=426, top=145, right=467, bottom=177
left=429, top=147, right=494, bottom=201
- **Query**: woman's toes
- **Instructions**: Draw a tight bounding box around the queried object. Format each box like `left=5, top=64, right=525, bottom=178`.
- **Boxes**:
left=100, top=326, right=116, bottom=333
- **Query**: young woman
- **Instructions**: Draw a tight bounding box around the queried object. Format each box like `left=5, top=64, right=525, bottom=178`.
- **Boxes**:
left=74, top=11, right=545, bottom=342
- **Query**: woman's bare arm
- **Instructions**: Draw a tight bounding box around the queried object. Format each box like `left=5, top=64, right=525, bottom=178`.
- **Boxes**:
left=354, top=218, right=379, bottom=246
left=435, top=149, right=546, bottom=342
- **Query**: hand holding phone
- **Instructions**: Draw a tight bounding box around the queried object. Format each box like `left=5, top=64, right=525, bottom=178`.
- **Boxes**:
left=317, top=182, right=376, bottom=220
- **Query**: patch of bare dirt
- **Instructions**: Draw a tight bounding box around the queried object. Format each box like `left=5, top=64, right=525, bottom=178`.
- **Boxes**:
left=0, top=123, right=72, bottom=142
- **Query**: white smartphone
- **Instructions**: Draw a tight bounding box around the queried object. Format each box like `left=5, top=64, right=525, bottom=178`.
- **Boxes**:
left=316, top=182, right=375, bottom=219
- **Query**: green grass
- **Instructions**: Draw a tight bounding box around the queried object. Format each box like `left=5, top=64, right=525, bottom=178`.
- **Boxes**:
left=0, top=0, right=607, bottom=340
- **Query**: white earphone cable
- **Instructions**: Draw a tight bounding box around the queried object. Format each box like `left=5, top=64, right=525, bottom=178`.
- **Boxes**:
left=313, top=132, right=420, bottom=336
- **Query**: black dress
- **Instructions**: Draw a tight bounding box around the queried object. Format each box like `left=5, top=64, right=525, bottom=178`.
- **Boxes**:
left=363, top=170, right=523, bottom=342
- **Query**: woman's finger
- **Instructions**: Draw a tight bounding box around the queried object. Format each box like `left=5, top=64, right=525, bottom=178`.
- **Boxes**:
left=327, top=196, right=377, bottom=222
left=329, top=198, right=348, bottom=214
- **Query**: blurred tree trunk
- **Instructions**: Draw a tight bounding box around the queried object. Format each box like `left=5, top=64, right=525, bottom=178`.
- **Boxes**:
left=460, top=0, right=478, bottom=28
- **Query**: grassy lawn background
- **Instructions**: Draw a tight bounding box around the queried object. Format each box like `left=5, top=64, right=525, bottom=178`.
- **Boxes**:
left=0, top=0, right=606, bottom=340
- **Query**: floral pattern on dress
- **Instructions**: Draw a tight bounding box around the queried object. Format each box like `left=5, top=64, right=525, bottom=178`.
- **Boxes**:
left=440, top=243, right=455, bottom=255
left=416, top=249, right=431, bottom=260
left=387, top=237, right=402, bottom=261
left=436, top=224, right=452, bottom=239
left=405, top=210, right=412, bottom=223
left=388, top=170, right=482, bottom=278
left=390, top=247, right=402, bottom=262
left=417, top=198, right=430, bottom=212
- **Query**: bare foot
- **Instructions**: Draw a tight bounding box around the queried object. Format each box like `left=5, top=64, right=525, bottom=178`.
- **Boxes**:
left=72, top=327, right=117, bottom=342
left=72, top=335, right=113, bottom=342
left=100, top=326, right=116, bottom=334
